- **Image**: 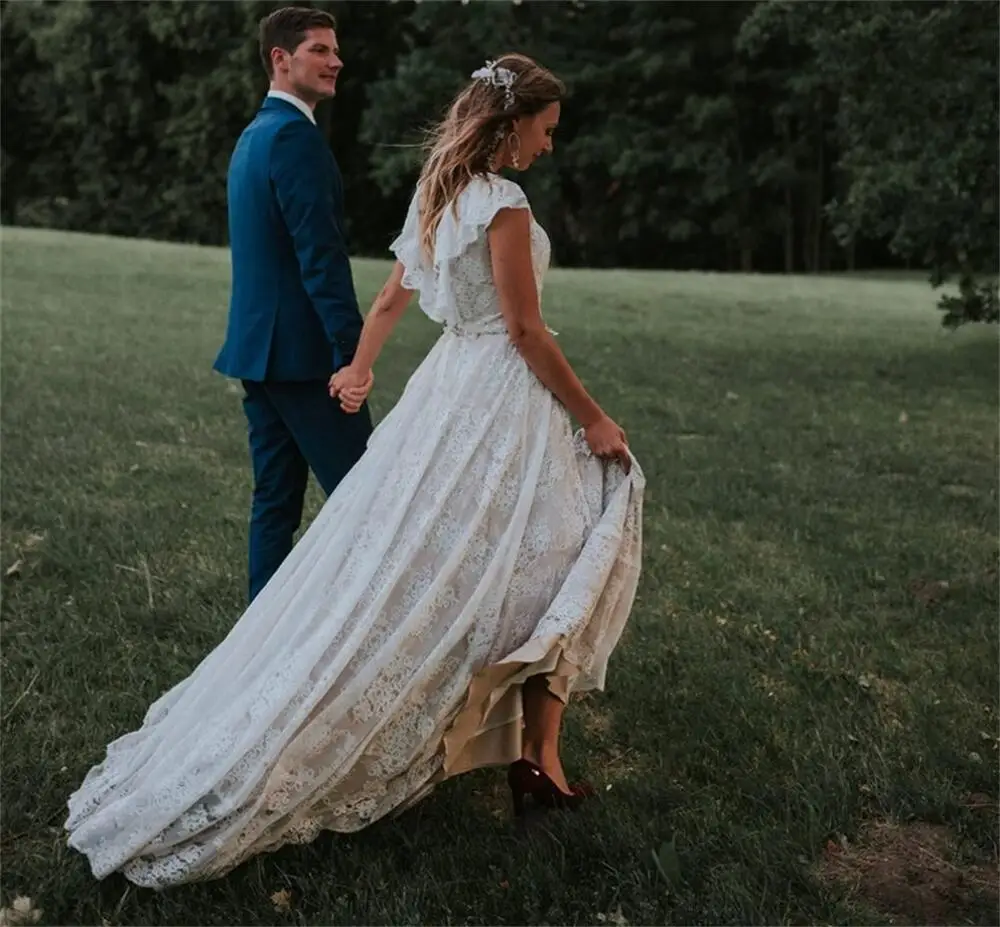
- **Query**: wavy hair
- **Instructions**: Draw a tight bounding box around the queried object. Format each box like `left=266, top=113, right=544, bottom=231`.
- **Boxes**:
left=416, top=54, right=564, bottom=259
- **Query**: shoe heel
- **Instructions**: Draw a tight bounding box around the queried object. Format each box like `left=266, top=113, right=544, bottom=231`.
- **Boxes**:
left=507, top=758, right=593, bottom=814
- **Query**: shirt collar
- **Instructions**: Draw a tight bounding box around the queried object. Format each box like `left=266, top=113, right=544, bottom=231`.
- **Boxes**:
left=267, top=90, right=316, bottom=125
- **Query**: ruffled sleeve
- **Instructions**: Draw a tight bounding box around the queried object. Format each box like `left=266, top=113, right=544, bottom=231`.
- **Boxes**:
left=388, top=175, right=531, bottom=324
left=389, top=188, right=426, bottom=293
left=432, top=176, right=529, bottom=268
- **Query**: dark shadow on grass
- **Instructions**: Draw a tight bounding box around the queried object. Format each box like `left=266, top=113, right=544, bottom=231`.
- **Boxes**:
left=47, top=771, right=665, bottom=926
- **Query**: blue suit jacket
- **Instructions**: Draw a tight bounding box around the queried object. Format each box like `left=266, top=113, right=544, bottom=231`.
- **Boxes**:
left=214, top=96, right=363, bottom=382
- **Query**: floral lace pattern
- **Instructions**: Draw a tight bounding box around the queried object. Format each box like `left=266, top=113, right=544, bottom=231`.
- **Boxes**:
left=64, top=175, right=645, bottom=888
left=390, top=174, right=550, bottom=332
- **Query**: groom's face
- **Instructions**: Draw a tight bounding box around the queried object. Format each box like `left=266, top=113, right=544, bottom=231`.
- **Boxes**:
left=277, top=27, right=343, bottom=103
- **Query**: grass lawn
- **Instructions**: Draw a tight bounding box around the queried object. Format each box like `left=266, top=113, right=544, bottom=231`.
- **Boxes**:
left=1, top=226, right=997, bottom=926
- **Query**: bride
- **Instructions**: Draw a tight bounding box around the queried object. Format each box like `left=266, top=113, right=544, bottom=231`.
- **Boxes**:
left=65, top=53, right=644, bottom=889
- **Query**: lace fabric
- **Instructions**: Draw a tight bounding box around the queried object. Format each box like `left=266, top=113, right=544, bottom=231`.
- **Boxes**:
left=65, top=174, right=644, bottom=888
left=390, top=174, right=549, bottom=332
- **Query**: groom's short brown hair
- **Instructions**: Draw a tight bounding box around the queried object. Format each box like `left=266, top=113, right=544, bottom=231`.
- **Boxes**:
left=259, top=7, right=338, bottom=78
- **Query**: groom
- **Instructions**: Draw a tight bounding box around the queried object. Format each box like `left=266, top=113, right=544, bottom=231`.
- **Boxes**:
left=215, top=6, right=373, bottom=602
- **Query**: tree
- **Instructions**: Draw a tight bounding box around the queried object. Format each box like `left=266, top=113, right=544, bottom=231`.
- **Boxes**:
left=1, top=0, right=81, bottom=226
left=739, top=0, right=1000, bottom=325
left=3, top=0, right=994, bottom=287
left=362, top=0, right=737, bottom=269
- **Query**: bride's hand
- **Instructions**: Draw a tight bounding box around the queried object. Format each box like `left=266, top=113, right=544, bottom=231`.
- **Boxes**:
left=329, top=367, right=374, bottom=414
left=584, top=414, right=631, bottom=473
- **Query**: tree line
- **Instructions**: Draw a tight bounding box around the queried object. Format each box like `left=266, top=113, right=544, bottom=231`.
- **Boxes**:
left=1, top=0, right=996, bottom=325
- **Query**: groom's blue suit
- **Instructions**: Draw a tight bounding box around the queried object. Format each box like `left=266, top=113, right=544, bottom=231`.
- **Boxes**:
left=215, top=94, right=372, bottom=601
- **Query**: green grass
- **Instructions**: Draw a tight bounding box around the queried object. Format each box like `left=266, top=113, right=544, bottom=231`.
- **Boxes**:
left=2, top=226, right=997, bottom=926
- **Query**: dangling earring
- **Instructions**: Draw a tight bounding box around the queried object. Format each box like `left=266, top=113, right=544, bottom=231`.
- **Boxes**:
left=507, top=132, right=521, bottom=170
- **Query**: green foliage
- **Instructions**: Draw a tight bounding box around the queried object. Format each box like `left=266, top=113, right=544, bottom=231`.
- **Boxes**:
left=739, top=0, right=1000, bottom=326
left=938, top=276, right=1000, bottom=329
left=1, top=0, right=996, bottom=321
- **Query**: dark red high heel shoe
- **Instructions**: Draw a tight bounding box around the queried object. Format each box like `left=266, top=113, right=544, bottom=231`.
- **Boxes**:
left=507, top=758, right=596, bottom=816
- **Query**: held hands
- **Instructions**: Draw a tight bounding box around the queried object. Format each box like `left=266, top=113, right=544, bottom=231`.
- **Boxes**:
left=584, top=414, right=631, bottom=473
left=329, top=366, right=374, bottom=414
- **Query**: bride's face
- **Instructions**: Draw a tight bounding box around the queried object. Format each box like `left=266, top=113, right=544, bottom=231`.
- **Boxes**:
left=514, top=102, right=561, bottom=169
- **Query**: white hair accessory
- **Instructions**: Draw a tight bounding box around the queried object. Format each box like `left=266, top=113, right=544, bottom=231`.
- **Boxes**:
left=470, top=59, right=517, bottom=110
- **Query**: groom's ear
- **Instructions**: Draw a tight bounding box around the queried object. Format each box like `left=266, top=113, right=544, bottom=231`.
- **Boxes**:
left=270, top=45, right=288, bottom=75
left=271, top=42, right=300, bottom=77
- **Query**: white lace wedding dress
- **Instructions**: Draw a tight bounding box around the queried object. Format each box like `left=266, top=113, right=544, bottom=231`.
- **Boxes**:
left=65, top=175, right=645, bottom=889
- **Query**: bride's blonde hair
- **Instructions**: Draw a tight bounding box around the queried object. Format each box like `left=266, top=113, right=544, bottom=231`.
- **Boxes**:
left=417, top=54, right=565, bottom=259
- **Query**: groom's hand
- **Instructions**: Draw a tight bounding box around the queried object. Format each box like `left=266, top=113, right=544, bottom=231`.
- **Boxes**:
left=329, top=367, right=374, bottom=414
